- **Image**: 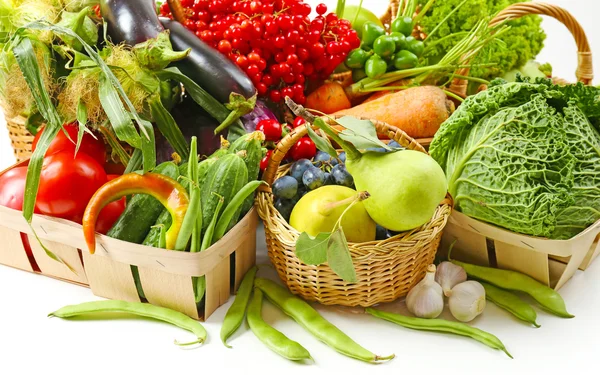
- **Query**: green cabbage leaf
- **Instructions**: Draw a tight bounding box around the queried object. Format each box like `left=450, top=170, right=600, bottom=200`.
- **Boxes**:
left=430, top=80, right=600, bottom=239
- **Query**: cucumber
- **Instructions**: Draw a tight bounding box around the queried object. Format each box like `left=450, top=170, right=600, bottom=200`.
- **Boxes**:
left=107, top=161, right=180, bottom=243
left=107, top=161, right=179, bottom=302
left=230, top=131, right=265, bottom=215
left=201, top=153, right=248, bottom=234
left=142, top=210, right=172, bottom=248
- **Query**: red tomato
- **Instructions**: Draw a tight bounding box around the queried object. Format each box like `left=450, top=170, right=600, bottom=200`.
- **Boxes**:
left=0, top=166, right=28, bottom=210
left=32, top=123, right=107, bottom=167
left=35, top=151, right=107, bottom=220
left=95, top=196, right=126, bottom=234
left=256, top=119, right=283, bottom=141
left=289, top=137, right=317, bottom=160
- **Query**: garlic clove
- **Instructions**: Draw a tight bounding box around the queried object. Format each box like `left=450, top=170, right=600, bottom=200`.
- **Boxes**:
left=406, top=264, right=444, bottom=319
left=448, top=281, right=486, bottom=322
left=435, top=261, right=467, bottom=297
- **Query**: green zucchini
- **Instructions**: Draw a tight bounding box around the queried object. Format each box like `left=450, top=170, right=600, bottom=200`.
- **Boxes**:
left=230, top=131, right=265, bottom=215
left=107, top=161, right=180, bottom=243
left=201, top=153, right=248, bottom=234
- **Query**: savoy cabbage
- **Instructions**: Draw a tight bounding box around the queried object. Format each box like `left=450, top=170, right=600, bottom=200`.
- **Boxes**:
left=430, top=80, right=600, bottom=239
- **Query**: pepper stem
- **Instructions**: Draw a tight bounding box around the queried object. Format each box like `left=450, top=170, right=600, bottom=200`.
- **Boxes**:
left=285, top=97, right=362, bottom=161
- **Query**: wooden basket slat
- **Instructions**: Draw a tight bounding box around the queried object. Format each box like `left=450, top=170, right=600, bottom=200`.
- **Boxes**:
left=137, top=267, right=199, bottom=320
left=0, top=226, right=33, bottom=272
left=204, top=257, right=231, bottom=319
left=81, top=251, right=141, bottom=303
left=27, top=237, right=87, bottom=284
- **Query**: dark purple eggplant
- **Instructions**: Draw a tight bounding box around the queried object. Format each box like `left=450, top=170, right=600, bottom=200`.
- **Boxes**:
left=156, top=94, right=223, bottom=162
left=100, top=0, right=164, bottom=45
left=160, top=17, right=256, bottom=103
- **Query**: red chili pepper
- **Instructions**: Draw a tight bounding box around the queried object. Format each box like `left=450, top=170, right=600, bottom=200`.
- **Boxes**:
left=83, top=173, right=189, bottom=254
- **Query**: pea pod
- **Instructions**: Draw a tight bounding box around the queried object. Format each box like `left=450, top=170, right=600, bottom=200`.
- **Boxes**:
left=221, top=266, right=258, bottom=347
left=393, top=50, right=418, bottom=70
left=450, top=259, right=574, bottom=319
left=481, top=282, right=540, bottom=328
left=255, top=278, right=394, bottom=363
left=247, top=288, right=312, bottom=361
left=49, top=300, right=206, bottom=346
left=366, top=308, right=512, bottom=359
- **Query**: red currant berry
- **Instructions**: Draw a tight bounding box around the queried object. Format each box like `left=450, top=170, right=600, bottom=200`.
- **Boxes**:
left=282, top=73, right=295, bottom=84
left=281, top=86, right=294, bottom=99
left=256, top=82, right=268, bottom=96
left=247, top=64, right=260, bottom=76
left=235, top=55, right=249, bottom=69
left=316, top=3, right=327, bottom=15
left=310, top=42, right=325, bottom=58
left=257, top=58, right=267, bottom=71
left=269, top=90, right=282, bottom=102
left=218, top=40, right=232, bottom=54
left=262, top=74, right=274, bottom=86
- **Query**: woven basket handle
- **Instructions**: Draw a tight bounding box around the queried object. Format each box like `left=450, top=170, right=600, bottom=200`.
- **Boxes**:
left=450, top=2, right=594, bottom=96
left=261, top=117, right=428, bottom=188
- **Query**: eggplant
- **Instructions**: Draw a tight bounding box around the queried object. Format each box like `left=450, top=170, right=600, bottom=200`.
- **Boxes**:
left=100, top=0, right=164, bottom=45
left=160, top=18, right=256, bottom=103
left=156, top=94, right=223, bottom=163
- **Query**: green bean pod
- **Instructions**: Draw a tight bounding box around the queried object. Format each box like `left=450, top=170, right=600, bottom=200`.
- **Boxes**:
left=213, top=180, right=266, bottom=241
left=481, top=282, right=540, bottom=328
left=247, top=288, right=312, bottom=361
left=365, top=308, right=512, bottom=359
left=221, top=266, right=258, bottom=347
left=255, top=278, right=394, bottom=363
left=451, top=260, right=573, bottom=318
left=49, top=300, right=206, bottom=346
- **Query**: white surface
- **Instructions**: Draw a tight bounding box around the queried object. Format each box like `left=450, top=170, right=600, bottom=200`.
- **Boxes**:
left=1, top=1, right=600, bottom=374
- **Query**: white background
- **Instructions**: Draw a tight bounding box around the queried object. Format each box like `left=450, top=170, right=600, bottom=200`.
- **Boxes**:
left=1, top=1, right=600, bottom=375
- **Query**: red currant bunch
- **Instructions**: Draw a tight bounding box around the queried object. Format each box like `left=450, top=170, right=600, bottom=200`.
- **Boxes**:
left=159, top=1, right=360, bottom=104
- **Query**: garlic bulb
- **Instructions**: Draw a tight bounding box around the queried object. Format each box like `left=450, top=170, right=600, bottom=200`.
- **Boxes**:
left=406, top=264, right=444, bottom=319
left=448, top=281, right=486, bottom=322
left=435, top=261, right=467, bottom=297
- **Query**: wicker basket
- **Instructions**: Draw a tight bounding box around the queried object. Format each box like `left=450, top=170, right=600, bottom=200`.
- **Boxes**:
left=0, top=101, right=34, bottom=162
left=256, top=118, right=452, bottom=307
left=450, top=2, right=594, bottom=95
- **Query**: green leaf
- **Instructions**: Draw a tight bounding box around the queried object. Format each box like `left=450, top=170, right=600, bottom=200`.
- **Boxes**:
left=307, top=126, right=338, bottom=159
left=24, top=112, right=45, bottom=135
left=295, top=232, right=330, bottom=265
left=75, top=99, right=90, bottom=157
left=337, top=116, right=391, bottom=151
left=138, top=117, right=156, bottom=173
left=125, top=149, right=143, bottom=174
left=98, top=124, right=130, bottom=166
left=19, top=21, right=154, bottom=160
left=98, top=75, right=141, bottom=148
left=327, top=227, right=357, bottom=283
left=148, top=94, right=190, bottom=160
left=12, top=36, right=62, bottom=222
left=12, top=36, right=77, bottom=273
left=156, top=67, right=244, bottom=130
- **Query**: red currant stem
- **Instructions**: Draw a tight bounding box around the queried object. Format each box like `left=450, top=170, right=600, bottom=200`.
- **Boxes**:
left=274, top=7, right=291, bottom=18
left=284, top=97, right=361, bottom=162
left=335, top=0, right=346, bottom=19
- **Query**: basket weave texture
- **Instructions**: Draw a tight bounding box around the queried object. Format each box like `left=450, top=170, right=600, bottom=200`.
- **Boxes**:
left=257, top=118, right=452, bottom=307
left=0, top=101, right=34, bottom=162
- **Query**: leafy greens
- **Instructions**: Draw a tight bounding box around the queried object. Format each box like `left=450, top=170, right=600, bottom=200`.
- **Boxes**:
left=430, top=78, right=600, bottom=239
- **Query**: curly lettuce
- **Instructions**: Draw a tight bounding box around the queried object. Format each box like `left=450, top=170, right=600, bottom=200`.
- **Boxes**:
left=417, top=0, right=546, bottom=81
left=430, top=80, right=600, bottom=239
